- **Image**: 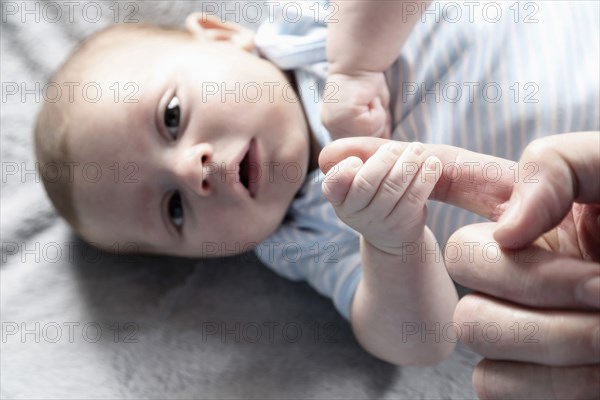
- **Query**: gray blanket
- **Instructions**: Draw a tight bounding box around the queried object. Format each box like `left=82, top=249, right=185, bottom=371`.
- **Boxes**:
left=1, top=1, right=480, bottom=398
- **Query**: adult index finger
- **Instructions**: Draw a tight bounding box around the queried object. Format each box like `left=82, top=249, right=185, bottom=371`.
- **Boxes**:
left=319, top=137, right=516, bottom=222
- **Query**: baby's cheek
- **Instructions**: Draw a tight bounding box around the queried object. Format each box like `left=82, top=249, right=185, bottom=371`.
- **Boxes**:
left=138, top=186, right=156, bottom=232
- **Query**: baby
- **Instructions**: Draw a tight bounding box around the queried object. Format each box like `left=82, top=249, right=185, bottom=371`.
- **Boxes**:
left=34, top=0, right=600, bottom=366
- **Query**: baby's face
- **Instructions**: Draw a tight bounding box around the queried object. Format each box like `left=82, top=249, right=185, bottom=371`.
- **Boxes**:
left=67, top=32, right=311, bottom=257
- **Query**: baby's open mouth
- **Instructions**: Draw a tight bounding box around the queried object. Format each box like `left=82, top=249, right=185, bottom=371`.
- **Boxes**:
left=237, top=138, right=258, bottom=198
left=239, top=147, right=250, bottom=192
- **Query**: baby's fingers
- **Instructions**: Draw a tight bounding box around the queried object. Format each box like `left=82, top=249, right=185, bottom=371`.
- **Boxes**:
left=368, top=142, right=428, bottom=216
left=391, top=156, right=442, bottom=218
left=339, top=142, right=404, bottom=214
left=322, top=157, right=363, bottom=206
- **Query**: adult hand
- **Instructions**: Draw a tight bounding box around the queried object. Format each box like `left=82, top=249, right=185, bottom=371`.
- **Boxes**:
left=319, top=133, right=600, bottom=399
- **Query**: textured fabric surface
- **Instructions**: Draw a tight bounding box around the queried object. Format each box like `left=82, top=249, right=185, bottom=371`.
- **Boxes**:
left=1, top=1, right=479, bottom=398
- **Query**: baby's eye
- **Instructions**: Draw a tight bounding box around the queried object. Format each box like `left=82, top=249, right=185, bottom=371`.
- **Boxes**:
left=164, top=95, right=180, bottom=139
left=168, top=191, right=184, bottom=230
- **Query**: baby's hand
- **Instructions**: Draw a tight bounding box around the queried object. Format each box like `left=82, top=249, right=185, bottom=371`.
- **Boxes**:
left=322, top=71, right=391, bottom=140
left=322, top=142, right=442, bottom=256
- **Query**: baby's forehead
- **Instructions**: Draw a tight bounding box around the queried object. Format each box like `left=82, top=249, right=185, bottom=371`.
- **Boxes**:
left=61, top=26, right=189, bottom=81
left=93, top=25, right=192, bottom=58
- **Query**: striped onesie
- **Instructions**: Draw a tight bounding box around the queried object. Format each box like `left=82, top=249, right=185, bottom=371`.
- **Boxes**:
left=253, top=0, right=600, bottom=320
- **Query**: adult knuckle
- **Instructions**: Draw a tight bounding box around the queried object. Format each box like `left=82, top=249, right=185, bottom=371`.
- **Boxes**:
left=556, top=315, right=600, bottom=364
left=454, top=295, right=484, bottom=331
left=543, top=314, right=580, bottom=365
left=472, top=360, right=495, bottom=400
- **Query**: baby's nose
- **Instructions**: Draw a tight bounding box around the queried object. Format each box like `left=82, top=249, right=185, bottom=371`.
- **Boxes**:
left=174, top=143, right=215, bottom=197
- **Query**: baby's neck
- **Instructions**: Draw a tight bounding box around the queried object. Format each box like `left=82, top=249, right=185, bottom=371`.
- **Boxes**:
left=307, top=125, right=322, bottom=172
left=284, top=71, right=322, bottom=174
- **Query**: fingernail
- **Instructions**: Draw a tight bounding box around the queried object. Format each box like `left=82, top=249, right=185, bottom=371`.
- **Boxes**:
left=425, top=156, right=440, bottom=171
left=349, top=157, right=362, bottom=169
left=577, top=276, right=600, bottom=308
left=385, top=142, right=403, bottom=156
left=411, top=142, right=424, bottom=156
left=497, top=193, right=521, bottom=227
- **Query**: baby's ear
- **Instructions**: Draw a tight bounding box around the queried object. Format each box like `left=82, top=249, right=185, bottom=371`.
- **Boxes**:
left=184, top=13, right=255, bottom=51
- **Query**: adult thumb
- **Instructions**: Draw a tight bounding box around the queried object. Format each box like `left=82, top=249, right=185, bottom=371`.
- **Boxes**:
left=494, top=132, right=600, bottom=249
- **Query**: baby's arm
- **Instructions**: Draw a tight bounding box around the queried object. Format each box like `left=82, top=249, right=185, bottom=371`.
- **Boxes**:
left=322, top=142, right=458, bottom=365
left=327, top=1, right=426, bottom=76
left=322, top=1, right=430, bottom=139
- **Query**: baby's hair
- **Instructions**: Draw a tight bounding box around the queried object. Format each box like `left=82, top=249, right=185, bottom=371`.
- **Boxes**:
left=34, top=22, right=190, bottom=235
